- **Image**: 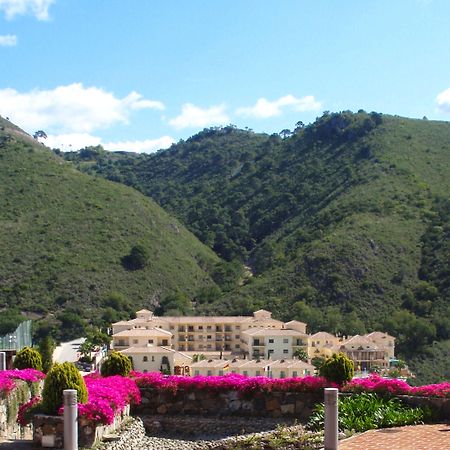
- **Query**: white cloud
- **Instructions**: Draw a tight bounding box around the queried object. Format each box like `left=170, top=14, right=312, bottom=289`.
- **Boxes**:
left=436, top=88, right=450, bottom=113
left=0, top=34, right=17, bottom=46
left=236, top=94, right=322, bottom=119
left=44, top=133, right=103, bottom=151
left=44, top=132, right=174, bottom=154
left=0, top=0, right=54, bottom=20
left=169, top=103, right=229, bottom=129
left=103, top=136, right=175, bottom=153
left=0, top=83, right=165, bottom=133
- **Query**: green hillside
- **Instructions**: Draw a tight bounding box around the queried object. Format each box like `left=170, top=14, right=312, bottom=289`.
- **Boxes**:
left=0, top=117, right=219, bottom=340
left=64, top=111, right=450, bottom=382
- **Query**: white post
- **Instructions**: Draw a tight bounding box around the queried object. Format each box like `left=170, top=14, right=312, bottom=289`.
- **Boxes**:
left=324, top=387, right=339, bottom=450
left=63, top=389, right=78, bottom=450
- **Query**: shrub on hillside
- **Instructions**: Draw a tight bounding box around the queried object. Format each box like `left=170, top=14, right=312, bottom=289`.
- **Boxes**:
left=42, top=362, right=88, bottom=415
left=100, top=351, right=132, bottom=377
left=13, top=347, right=43, bottom=371
left=319, top=353, right=354, bottom=385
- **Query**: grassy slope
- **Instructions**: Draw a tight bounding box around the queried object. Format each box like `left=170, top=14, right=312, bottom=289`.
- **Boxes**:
left=0, top=117, right=219, bottom=328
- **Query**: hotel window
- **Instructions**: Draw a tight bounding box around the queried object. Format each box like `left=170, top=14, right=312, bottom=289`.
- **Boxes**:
left=283, top=338, right=289, bottom=344
left=148, top=339, right=154, bottom=344
left=243, top=371, right=248, bottom=376
left=283, top=349, right=289, bottom=354
left=143, top=369, right=148, bottom=373
left=198, top=326, right=203, bottom=330
left=292, top=371, right=298, bottom=377
left=280, top=371, right=286, bottom=378
left=133, top=339, right=138, bottom=344
left=235, top=335, right=240, bottom=339
left=207, top=370, right=212, bottom=376
left=194, top=370, right=200, bottom=376
left=235, top=344, right=240, bottom=349
left=143, top=356, right=148, bottom=362
left=269, top=339, right=274, bottom=344
left=218, top=370, right=224, bottom=376
left=255, top=370, right=260, bottom=376
left=162, top=339, right=168, bottom=346
left=151, top=356, right=155, bottom=362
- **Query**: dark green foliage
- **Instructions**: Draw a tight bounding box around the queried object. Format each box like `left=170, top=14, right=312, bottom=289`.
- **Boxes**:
left=319, top=353, right=354, bottom=385
left=100, top=351, right=132, bottom=377
left=42, top=362, right=88, bottom=415
left=0, top=309, right=24, bottom=335
left=308, top=392, right=432, bottom=433
left=38, top=336, right=55, bottom=373
left=157, top=292, right=193, bottom=315
left=13, top=346, right=43, bottom=371
left=293, top=348, right=309, bottom=362
left=121, top=244, right=150, bottom=270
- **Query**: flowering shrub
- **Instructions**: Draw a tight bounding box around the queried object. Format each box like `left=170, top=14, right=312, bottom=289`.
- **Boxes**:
left=0, top=369, right=45, bottom=396
left=58, top=374, right=141, bottom=425
left=132, top=371, right=336, bottom=396
left=17, top=396, right=42, bottom=426
left=342, top=374, right=450, bottom=398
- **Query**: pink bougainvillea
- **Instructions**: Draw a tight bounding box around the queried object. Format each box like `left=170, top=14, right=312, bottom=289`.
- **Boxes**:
left=342, top=374, right=450, bottom=398
left=17, top=396, right=42, bottom=426
left=0, top=368, right=45, bottom=396
left=59, top=374, right=141, bottom=425
left=132, top=371, right=336, bottom=396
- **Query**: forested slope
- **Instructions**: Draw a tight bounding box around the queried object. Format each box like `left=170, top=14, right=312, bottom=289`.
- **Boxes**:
left=60, top=111, right=450, bottom=382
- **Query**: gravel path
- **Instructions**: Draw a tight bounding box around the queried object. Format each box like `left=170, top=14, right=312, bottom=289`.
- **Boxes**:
left=95, top=417, right=317, bottom=450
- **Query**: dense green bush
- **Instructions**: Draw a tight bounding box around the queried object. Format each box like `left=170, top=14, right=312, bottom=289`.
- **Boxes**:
left=42, top=362, right=88, bottom=415
left=319, top=353, right=354, bottom=385
left=100, top=351, right=132, bottom=377
left=308, top=392, right=432, bottom=433
left=13, top=346, right=43, bottom=371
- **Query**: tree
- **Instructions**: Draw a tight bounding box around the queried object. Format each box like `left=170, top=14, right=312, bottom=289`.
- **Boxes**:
left=13, top=346, right=43, bottom=371
left=100, top=351, right=132, bottom=377
left=38, top=336, right=55, bottom=373
left=279, top=129, right=293, bottom=139
left=42, top=362, right=88, bottom=415
left=293, top=348, right=308, bottom=362
left=121, top=245, right=150, bottom=270
left=319, top=353, right=354, bottom=385
left=33, top=130, right=47, bottom=140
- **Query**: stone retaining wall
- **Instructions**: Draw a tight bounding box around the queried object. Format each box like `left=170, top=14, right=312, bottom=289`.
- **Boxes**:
left=0, top=380, right=35, bottom=441
left=32, top=404, right=130, bottom=448
left=134, top=387, right=323, bottom=421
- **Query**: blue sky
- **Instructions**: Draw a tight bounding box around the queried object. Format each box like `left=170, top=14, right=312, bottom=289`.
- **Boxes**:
left=1, top=0, right=450, bottom=152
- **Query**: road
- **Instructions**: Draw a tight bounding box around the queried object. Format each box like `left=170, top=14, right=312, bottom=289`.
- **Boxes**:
left=53, top=337, right=86, bottom=363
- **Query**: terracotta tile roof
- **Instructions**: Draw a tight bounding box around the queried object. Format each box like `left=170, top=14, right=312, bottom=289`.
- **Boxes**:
left=113, top=328, right=172, bottom=337
left=242, top=328, right=307, bottom=337
left=310, top=331, right=338, bottom=340
left=365, top=331, right=395, bottom=340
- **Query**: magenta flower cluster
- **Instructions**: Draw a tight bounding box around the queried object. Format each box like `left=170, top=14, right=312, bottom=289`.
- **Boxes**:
left=17, top=395, right=42, bottom=426
left=0, top=369, right=45, bottom=396
left=132, top=371, right=336, bottom=395
left=342, top=374, right=450, bottom=398
left=58, top=373, right=141, bottom=425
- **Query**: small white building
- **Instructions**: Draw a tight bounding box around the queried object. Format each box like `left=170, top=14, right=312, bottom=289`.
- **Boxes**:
left=120, top=345, right=191, bottom=374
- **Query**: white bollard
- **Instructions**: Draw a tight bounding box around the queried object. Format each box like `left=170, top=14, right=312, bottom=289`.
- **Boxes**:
left=324, top=387, right=339, bottom=450
left=63, top=389, right=78, bottom=450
